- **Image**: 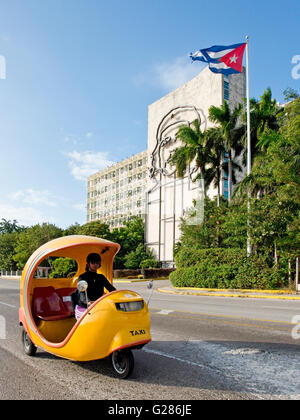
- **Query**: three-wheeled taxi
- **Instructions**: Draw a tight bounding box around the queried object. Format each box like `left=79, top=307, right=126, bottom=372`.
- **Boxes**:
left=19, top=235, right=151, bottom=379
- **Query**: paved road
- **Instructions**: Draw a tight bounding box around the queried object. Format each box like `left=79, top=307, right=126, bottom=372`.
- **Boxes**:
left=1, top=278, right=300, bottom=400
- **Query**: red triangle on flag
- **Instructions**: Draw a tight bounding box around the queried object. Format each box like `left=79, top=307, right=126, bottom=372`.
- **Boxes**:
left=219, top=43, right=246, bottom=73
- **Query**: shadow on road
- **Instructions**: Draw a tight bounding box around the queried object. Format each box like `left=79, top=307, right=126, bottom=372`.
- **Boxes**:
left=32, top=339, right=300, bottom=399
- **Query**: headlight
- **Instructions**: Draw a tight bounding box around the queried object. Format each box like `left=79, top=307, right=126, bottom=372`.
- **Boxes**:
left=115, top=300, right=144, bottom=312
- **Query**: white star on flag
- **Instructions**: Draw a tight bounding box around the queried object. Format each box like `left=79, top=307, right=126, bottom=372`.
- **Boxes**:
left=230, top=54, right=238, bottom=64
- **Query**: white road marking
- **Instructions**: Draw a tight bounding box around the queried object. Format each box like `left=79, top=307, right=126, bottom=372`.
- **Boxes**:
left=143, top=347, right=210, bottom=370
left=156, top=309, right=174, bottom=315
left=143, top=347, right=224, bottom=375
left=0, top=301, right=16, bottom=308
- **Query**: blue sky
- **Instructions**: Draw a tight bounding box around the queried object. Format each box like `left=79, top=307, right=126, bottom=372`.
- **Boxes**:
left=0, top=0, right=299, bottom=228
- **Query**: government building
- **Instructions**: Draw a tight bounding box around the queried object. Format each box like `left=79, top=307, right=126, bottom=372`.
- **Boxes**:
left=87, top=150, right=148, bottom=228
left=87, top=66, right=245, bottom=265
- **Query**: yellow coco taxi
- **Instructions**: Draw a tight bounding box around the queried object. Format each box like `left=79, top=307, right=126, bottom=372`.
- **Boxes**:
left=19, top=235, right=151, bottom=379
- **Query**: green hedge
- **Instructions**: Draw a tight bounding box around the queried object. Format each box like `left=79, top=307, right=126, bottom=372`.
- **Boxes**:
left=174, top=247, right=246, bottom=269
left=48, top=257, right=77, bottom=279
left=139, top=259, right=159, bottom=269
left=170, top=247, right=287, bottom=290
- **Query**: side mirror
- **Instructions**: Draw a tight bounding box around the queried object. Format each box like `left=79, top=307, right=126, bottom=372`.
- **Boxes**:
left=77, top=280, right=88, bottom=292
left=147, top=279, right=154, bottom=306
left=147, top=279, right=153, bottom=290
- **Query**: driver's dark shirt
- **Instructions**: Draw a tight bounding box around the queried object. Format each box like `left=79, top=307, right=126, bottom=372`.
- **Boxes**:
left=73, top=271, right=116, bottom=308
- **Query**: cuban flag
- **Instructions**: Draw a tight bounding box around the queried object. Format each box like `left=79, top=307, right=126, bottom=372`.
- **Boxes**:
left=190, top=43, right=246, bottom=75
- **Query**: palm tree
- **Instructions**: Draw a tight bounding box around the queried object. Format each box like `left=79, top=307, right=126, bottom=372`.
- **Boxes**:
left=241, top=88, right=281, bottom=159
left=208, top=101, right=243, bottom=202
left=203, top=128, right=224, bottom=206
left=205, top=127, right=242, bottom=206
left=168, top=119, right=211, bottom=195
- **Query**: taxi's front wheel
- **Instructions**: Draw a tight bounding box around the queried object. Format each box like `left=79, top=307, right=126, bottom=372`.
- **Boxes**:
left=22, top=329, right=37, bottom=356
left=111, top=349, right=134, bottom=379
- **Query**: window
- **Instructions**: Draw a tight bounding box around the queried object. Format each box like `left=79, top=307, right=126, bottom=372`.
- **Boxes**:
left=224, top=80, right=229, bottom=101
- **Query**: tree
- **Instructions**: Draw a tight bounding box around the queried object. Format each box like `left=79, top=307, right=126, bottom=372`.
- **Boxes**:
left=168, top=119, right=212, bottom=195
left=123, top=243, right=153, bottom=269
left=240, top=88, right=281, bottom=160
left=203, top=127, right=224, bottom=206
left=0, top=219, right=25, bottom=271
left=48, top=257, right=77, bottom=278
left=204, top=127, right=242, bottom=206
left=0, top=218, right=25, bottom=234
left=235, top=98, right=300, bottom=204
left=0, top=232, right=19, bottom=270
left=283, top=87, right=300, bottom=101
left=233, top=97, right=300, bottom=263
left=77, top=221, right=111, bottom=239
left=63, top=223, right=81, bottom=236
left=13, top=223, right=63, bottom=268
left=111, top=217, right=145, bottom=269
left=209, top=101, right=243, bottom=201
left=177, top=197, right=229, bottom=250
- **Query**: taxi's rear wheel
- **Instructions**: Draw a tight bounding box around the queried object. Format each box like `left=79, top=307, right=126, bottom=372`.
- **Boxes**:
left=22, top=329, right=37, bottom=356
left=111, top=349, right=134, bottom=379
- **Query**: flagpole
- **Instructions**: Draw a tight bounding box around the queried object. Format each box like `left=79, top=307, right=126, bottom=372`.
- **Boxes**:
left=246, top=35, right=252, bottom=256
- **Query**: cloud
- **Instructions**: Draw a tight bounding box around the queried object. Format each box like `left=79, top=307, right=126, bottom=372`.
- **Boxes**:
left=63, top=150, right=115, bottom=181
left=154, top=56, right=206, bottom=91
left=0, top=204, right=54, bottom=226
left=63, top=135, right=78, bottom=146
left=63, top=132, right=94, bottom=146
left=73, top=203, right=86, bottom=212
left=9, top=189, right=58, bottom=207
left=135, top=55, right=206, bottom=93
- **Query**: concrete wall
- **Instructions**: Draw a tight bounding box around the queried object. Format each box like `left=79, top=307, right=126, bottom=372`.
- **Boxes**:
left=146, top=66, right=245, bottom=265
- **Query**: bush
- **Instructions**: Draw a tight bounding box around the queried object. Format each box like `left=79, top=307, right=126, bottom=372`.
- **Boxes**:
left=170, top=248, right=287, bottom=290
left=124, top=244, right=153, bottom=269
left=142, top=268, right=175, bottom=279
left=232, top=259, right=286, bottom=289
left=49, top=257, right=77, bottom=278
left=174, top=247, right=246, bottom=269
left=139, top=259, right=159, bottom=269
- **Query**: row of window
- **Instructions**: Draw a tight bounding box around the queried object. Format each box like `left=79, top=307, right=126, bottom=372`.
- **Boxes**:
left=88, top=199, right=145, bottom=212
left=88, top=158, right=147, bottom=187
left=88, top=187, right=146, bottom=204
left=88, top=213, right=144, bottom=225
left=88, top=174, right=147, bottom=197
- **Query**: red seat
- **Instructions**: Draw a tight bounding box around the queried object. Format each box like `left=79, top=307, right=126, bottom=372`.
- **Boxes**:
left=56, top=288, right=76, bottom=314
left=33, top=287, right=72, bottom=321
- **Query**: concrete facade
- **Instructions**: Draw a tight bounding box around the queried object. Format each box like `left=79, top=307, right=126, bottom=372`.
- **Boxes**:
left=146, top=66, right=246, bottom=266
left=87, top=151, right=148, bottom=228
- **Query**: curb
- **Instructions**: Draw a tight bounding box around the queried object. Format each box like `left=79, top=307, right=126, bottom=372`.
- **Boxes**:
left=114, top=278, right=168, bottom=283
left=157, top=288, right=300, bottom=300
left=175, top=287, right=296, bottom=295
left=0, top=276, right=21, bottom=281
